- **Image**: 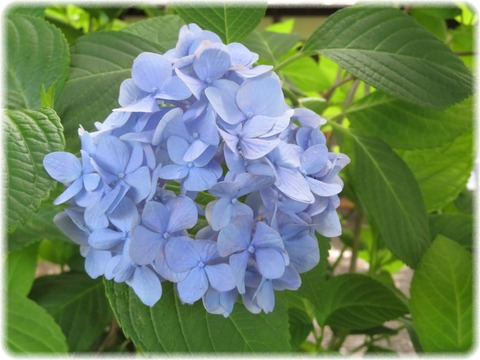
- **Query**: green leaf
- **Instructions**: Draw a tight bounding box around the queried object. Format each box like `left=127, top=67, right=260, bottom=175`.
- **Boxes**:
left=5, top=108, right=65, bottom=233
left=171, top=2, right=267, bottom=43
left=410, top=235, right=473, bottom=352
left=302, top=7, right=472, bottom=108
left=6, top=243, right=39, bottom=296
left=39, top=239, right=76, bottom=265
left=429, top=213, right=473, bottom=250
left=343, top=130, right=430, bottom=268
left=347, top=92, right=472, bottom=150
left=410, top=8, right=447, bottom=41
left=288, top=308, right=313, bottom=350
left=8, top=192, right=68, bottom=251
left=313, top=274, right=408, bottom=330
left=121, top=15, right=185, bottom=52
left=6, top=15, right=69, bottom=109
left=243, top=30, right=300, bottom=64
left=6, top=5, right=46, bottom=17
left=105, top=281, right=291, bottom=352
left=6, top=292, right=68, bottom=353
left=398, top=131, right=473, bottom=211
left=29, top=273, right=112, bottom=352
left=56, top=31, right=160, bottom=148
left=411, top=6, right=462, bottom=19
left=282, top=57, right=325, bottom=93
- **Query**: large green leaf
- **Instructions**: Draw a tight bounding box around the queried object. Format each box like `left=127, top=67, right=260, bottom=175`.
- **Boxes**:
left=6, top=292, right=68, bottom=353
left=343, top=130, right=430, bottom=268
left=398, top=131, right=473, bottom=211
left=429, top=213, right=473, bottom=250
left=6, top=243, right=39, bottom=296
left=347, top=92, right=472, bottom=149
left=312, top=274, right=408, bottom=330
left=8, top=192, right=69, bottom=251
left=6, top=15, right=69, bottom=109
left=243, top=29, right=300, bottom=64
left=302, top=7, right=472, bottom=108
left=105, top=281, right=291, bottom=353
left=5, top=108, right=65, bottom=233
left=56, top=31, right=160, bottom=146
left=121, top=15, right=185, bottom=52
left=171, top=2, right=266, bottom=43
left=29, top=273, right=112, bottom=352
left=410, top=235, right=473, bottom=352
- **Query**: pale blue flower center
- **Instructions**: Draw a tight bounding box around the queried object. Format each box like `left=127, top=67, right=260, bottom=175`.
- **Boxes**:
left=247, top=245, right=255, bottom=254
left=198, top=261, right=205, bottom=268
left=118, top=172, right=125, bottom=179
left=187, top=162, right=194, bottom=168
left=192, top=132, right=199, bottom=139
left=163, top=232, right=170, bottom=239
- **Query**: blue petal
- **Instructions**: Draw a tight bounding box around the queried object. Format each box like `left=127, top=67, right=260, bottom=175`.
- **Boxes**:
left=234, top=65, right=272, bottom=78
left=53, top=211, right=88, bottom=246
left=241, top=115, right=278, bottom=138
left=174, top=69, right=205, bottom=99
left=293, top=107, right=327, bottom=128
left=83, top=173, right=101, bottom=192
left=217, top=216, right=252, bottom=257
left=276, top=167, right=314, bottom=204
left=132, top=52, right=172, bottom=93
left=94, top=135, right=130, bottom=176
left=166, top=196, right=198, bottom=233
left=229, top=251, right=250, bottom=294
left=126, top=266, right=162, bottom=306
left=204, top=79, right=244, bottom=124
left=125, top=142, right=144, bottom=174
left=165, top=237, right=199, bottom=272
left=236, top=73, right=286, bottom=117
left=154, top=245, right=189, bottom=283
left=156, top=75, right=192, bottom=100
left=202, top=288, right=237, bottom=317
left=240, top=137, right=279, bottom=160
left=254, top=279, right=275, bottom=313
left=176, top=266, right=209, bottom=304
left=183, top=139, right=209, bottom=162
left=152, top=108, right=184, bottom=146
left=210, top=198, right=233, bottom=231
left=85, top=249, right=111, bottom=278
left=117, top=79, right=148, bottom=107
left=227, top=42, right=257, bottom=67
left=125, top=166, right=151, bottom=203
left=205, top=264, right=235, bottom=292
left=141, top=201, right=169, bottom=234
left=108, top=197, right=138, bottom=232
left=194, top=47, right=231, bottom=81
left=255, top=248, right=286, bottom=279
left=252, top=221, right=284, bottom=249
left=306, top=177, right=342, bottom=197
left=130, top=225, right=165, bottom=265
left=301, top=144, right=328, bottom=175
left=313, top=203, right=342, bottom=237
left=183, top=167, right=218, bottom=191
left=158, top=164, right=189, bottom=180
left=88, top=228, right=124, bottom=250
left=43, top=152, right=82, bottom=184
left=53, top=178, right=83, bottom=205
left=273, top=265, right=301, bottom=290
left=116, top=94, right=160, bottom=113
left=167, top=135, right=190, bottom=164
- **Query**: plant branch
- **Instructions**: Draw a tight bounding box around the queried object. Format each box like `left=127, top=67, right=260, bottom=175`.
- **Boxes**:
left=323, top=75, right=354, bottom=103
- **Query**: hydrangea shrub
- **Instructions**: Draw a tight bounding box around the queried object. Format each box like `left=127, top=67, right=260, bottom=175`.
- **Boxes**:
left=43, top=23, right=349, bottom=315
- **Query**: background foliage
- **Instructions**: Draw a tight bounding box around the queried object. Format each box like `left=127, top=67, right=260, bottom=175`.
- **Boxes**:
left=3, top=2, right=475, bottom=355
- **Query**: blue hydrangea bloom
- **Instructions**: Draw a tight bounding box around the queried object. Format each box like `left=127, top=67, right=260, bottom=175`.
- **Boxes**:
left=43, top=22, right=349, bottom=314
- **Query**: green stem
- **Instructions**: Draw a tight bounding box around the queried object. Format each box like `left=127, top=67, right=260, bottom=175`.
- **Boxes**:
left=316, top=325, right=326, bottom=352
left=273, top=51, right=311, bottom=72
left=331, top=244, right=347, bottom=272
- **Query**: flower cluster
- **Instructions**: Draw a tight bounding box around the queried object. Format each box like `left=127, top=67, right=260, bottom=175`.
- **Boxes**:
left=44, top=23, right=349, bottom=316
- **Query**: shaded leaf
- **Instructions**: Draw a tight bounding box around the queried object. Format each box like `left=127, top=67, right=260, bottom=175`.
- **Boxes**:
left=313, top=274, right=408, bottom=330
left=105, top=281, right=291, bottom=352
left=243, top=30, right=300, bottom=63
left=6, top=15, right=69, bottom=109
left=347, top=92, right=472, bottom=150
left=288, top=308, right=313, bottom=350
left=410, top=235, right=473, bottom=352
left=6, top=292, right=68, bottom=353
left=121, top=14, right=185, bottom=51
left=5, top=108, right=65, bottom=233
left=303, top=7, right=472, bottom=108
left=429, top=213, right=473, bottom=250
left=29, top=273, right=112, bottom=352
left=343, top=130, right=430, bottom=268
left=172, top=2, right=266, bottom=43
left=6, top=243, right=39, bottom=296
left=398, top=131, right=473, bottom=211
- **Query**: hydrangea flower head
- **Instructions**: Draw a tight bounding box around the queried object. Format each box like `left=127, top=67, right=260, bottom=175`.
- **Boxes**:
left=43, top=23, right=349, bottom=315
